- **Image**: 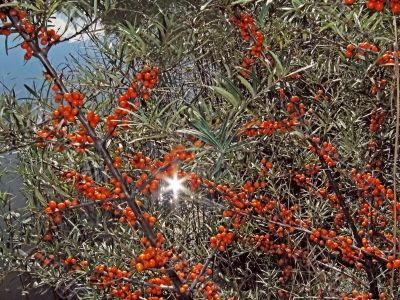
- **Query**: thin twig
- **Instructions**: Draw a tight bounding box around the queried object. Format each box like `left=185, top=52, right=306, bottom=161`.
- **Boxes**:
left=391, top=14, right=400, bottom=295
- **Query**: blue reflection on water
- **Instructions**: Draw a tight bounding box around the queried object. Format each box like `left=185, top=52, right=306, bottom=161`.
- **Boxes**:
left=0, top=35, right=85, bottom=96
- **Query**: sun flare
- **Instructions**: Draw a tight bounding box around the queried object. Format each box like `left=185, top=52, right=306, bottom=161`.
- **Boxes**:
left=163, top=173, right=188, bottom=200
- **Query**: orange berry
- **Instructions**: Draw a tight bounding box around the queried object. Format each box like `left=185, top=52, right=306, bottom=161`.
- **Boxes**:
left=136, top=263, right=144, bottom=272
left=393, top=259, right=400, bottom=268
left=48, top=200, right=57, bottom=210
left=344, top=0, right=355, bottom=5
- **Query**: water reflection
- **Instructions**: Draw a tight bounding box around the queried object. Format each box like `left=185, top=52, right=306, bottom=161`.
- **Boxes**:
left=0, top=152, right=56, bottom=299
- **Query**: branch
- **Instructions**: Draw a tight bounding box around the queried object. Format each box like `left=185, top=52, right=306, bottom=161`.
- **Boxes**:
left=185, top=216, right=235, bottom=296
left=7, top=12, right=191, bottom=300
left=391, top=14, right=400, bottom=294
left=7, top=12, right=157, bottom=246
left=307, top=138, right=379, bottom=298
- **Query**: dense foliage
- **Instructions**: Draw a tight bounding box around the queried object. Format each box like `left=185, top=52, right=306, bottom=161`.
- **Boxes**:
left=1, top=0, right=400, bottom=299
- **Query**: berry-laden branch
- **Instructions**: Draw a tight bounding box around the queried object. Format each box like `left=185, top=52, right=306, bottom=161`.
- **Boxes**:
left=307, top=137, right=379, bottom=298
left=391, top=13, right=400, bottom=295
left=3, top=6, right=192, bottom=300
left=6, top=8, right=157, bottom=247
left=228, top=5, right=389, bottom=298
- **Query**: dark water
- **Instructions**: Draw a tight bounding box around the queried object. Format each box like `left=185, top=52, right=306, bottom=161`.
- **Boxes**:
left=0, top=272, right=56, bottom=300
left=0, top=153, right=25, bottom=208
left=0, top=21, right=88, bottom=298
left=0, top=156, right=56, bottom=300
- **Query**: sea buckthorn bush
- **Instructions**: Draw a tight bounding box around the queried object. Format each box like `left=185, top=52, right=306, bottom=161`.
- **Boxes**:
left=1, top=0, right=400, bottom=299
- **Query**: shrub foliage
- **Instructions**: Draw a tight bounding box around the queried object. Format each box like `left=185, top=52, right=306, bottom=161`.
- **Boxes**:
left=1, top=0, right=400, bottom=299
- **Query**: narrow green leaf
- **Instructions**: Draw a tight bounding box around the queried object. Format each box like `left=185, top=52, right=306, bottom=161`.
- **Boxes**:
left=268, top=51, right=284, bottom=75
left=209, top=86, right=239, bottom=107
left=292, top=0, right=304, bottom=8
left=200, top=0, right=213, bottom=10
left=232, top=0, right=255, bottom=5
left=34, top=188, right=47, bottom=206
left=258, top=0, right=273, bottom=26
left=237, top=75, right=256, bottom=98
left=0, top=1, right=18, bottom=8
left=24, top=84, right=39, bottom=98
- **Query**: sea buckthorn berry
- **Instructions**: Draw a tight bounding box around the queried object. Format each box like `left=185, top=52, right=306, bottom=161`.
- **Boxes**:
left=135, top=263, right=144, bottom=272
left=48, top=200, right=56, bottom=210
left=57, top=202, right=65, bottom=210
left=344, top=0, right=355, bottom=5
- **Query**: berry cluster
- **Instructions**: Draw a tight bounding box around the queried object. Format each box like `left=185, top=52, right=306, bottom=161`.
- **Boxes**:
left=0, top=7, right=33, bottom=60
left=251, top=197, right=276, bottom=215
left=197, top=281, right=220, bottom=300
left=38, top=27, right=60, bottom=46
left=209, top=225, right=234, bottom=252
left=308, top=137, right=338, bottom=167
left=0, top=7, right=60, bottom=60
left=33, top=251, right=56, bottom=267
left=144, top=257, right=220, bottom=299
left=131, top=145, right=195, bottom=194
left=130, top=151, right=152, bottom=169
left=344, top=42, right=378, bottom=59
left=310, top=230, right=365, bottom=265
left=367, top=0, right=389, bottom=12
left=287, top=95, right=305, bottom=115
left=67, top=129, right=94, bottom=153
left=345, top=0, right=400, bottom=14
left=63, top=255, right=89, bottom=272
left=132, top=244, right=172, bottom=273
left=135, top=66, right=159, bottom=93
left=53, top=105, right=78, bottom=123
left=238, top=93, right=308, bottom=137
left=238, top=117, right=296, bottom=137
left=369, top=107, right=385, bottom=133
left=351, top=169, right=393, bottom=205
left=61, top=170, right=112, bottom=201
left=47, top=90, right=90, bottom=152
left=313, top=89, right=326, bottom=101
left=386, top=255, right=400, bottom=269
left=119, top=206, right=137, bottom=225
left=341, top=290, right=374, bottom=300
left=258, top=158, right=273, bottom=177
left=33, top=252, right=88, bottom=271
left=87, top=110, right=101, bottom=128
left=174, top=261, right=220, bottom=300
left=44, top=198, right=78, bottom=224
left=371, top=79, right=387, bottom=95
left=377, top=51, right=400, bottom=65
left=105, top=66, right=159, bottom=136
left=231, top=12, right=270, bottom=77
left=145, top=276, right=171, bottom=298
left=91, top=265, right=142, bottom=299
left=35, top=124, right=67, bottom=149
left=242, top=179, right=267, bottom=193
